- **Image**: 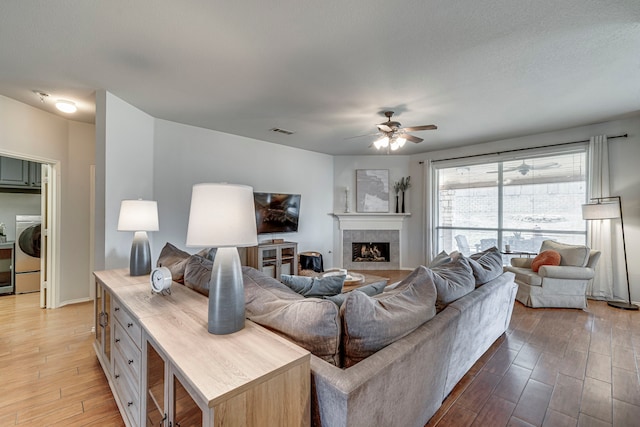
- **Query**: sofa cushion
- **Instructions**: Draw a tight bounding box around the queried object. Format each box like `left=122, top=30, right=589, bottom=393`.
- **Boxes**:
left=540, top=240, right=590, bottom=267
left=242, top=267, right=342, bottom=366
left=323, top=281, right=386, bottom=307
left=531, top=250, right=562, bottom=272
left=467, top=247, right=504, bottom=286
left=431, top=256, right=476, bottom=308
left=280, top=274, right=345, bottom=297
left=341, top=266, right=437, bottom=367
left=156, top=243, right=190, bottom=283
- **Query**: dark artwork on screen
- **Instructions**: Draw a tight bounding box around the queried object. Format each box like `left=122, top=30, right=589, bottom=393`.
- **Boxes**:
left=253, top=193, right=301, bottom=234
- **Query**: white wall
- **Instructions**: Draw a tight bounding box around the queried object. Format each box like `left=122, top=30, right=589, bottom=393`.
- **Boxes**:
left=0, top=95, right=95, bottom=306
left=0, top=193, right=40, bottom=240
left=95, top=91, right=155, bottom=270
left=410, top=114, right=640, bottom=303
left=152, top=119, right=335, bottom=268
left=62, top=122, right=96, bottom=303
left=332, top=155, right=415, bottom=268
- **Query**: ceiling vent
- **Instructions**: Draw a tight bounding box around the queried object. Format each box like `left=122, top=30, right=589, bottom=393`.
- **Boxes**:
left=270, top=128, right=295, bottom=135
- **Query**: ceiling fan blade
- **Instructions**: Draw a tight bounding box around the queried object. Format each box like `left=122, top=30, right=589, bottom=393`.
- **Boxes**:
left=403, top=125, right=437, bottom=132
left=377, top=124, right=393, bottom=132
left=344, top=132, right=379, bottom=140
left=404, top=134, right=423, bottom=143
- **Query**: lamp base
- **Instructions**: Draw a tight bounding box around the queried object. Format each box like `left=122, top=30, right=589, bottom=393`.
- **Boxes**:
left=207, top=247, right=245, bottom=335
left=130, top=231, right=151, bottom=276
left=607, top=301, right=639, bottom=311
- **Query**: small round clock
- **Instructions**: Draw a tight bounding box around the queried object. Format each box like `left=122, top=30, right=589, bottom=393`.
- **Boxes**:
left=150, top=266, right=172, bottom=293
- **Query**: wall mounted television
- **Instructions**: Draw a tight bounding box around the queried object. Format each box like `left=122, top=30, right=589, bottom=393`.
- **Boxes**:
left=253, top=192, right=301, bottom=234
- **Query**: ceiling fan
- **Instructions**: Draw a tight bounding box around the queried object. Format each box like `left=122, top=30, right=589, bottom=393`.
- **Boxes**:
left=487, top=161, right=560, bottom=176
left=348, top=111, right=437, bottom=152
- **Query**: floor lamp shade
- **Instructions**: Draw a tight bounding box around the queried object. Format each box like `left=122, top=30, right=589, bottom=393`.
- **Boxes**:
left=581, top=201, right=620, bottom=220
left=582, top=196, right=637, bottom=310
left=186, top=183, right=258, bottom=334
left=118, top=200, right=159, bottom=276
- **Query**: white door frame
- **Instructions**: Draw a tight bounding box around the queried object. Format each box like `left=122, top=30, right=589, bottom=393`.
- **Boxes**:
left=0, top=150, right=59, bottom=308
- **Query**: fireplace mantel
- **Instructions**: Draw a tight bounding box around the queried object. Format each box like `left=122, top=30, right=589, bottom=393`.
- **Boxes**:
left=332, top=212, right=410, bottom=231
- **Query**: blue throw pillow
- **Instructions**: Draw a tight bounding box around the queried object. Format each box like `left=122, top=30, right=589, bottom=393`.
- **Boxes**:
left=324, top=281, right=386, bottom=307
left=280, top=274, right=346, bottom=297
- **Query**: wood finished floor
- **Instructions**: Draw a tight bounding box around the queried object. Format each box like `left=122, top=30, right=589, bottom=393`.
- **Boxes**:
left=2, top=276, right=639, bottom=426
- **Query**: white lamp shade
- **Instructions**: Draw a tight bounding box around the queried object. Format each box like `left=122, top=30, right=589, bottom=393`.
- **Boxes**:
left=117, top=200, right=159, bottom=231
left=582, top=202, right=620, bottom=220
left=186, top=183, right=258, bottom=248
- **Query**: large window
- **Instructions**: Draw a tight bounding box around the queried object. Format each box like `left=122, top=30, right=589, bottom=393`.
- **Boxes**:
left=434, top=151, right=587, bottom=257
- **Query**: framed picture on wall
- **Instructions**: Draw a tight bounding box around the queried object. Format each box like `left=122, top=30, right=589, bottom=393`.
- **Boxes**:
left=356, top=169, right=389, bottom=212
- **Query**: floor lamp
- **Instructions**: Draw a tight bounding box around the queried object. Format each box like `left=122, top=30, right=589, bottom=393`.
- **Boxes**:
left=582, top=196, right=638, bottom=310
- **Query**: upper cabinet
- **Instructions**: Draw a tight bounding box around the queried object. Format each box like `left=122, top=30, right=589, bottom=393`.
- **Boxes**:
left=0, top=157, right=41, bottom=191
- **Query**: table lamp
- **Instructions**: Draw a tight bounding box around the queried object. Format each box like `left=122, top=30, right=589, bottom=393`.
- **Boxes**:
left=186, top=183, right=258, bottom=334
left=582, top=196, right=638, bottom=310
left=117, top=199, right=159, bottom=276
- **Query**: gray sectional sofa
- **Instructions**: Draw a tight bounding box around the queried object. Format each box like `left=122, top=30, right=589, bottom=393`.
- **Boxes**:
left=158, top=243, right=518, bottom=426
left=241, top=253, right=517, bottom=427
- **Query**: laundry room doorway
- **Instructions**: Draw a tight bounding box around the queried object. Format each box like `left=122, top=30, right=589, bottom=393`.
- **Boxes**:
left=0, top=152, right=58, bottom=308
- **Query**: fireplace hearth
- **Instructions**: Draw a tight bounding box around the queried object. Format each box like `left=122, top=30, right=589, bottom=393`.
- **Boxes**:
left=352, top=242, right=390, bottom=263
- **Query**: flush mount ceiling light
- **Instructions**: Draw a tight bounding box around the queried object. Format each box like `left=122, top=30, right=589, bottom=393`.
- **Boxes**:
left=55, top=100, right=77, bottom=113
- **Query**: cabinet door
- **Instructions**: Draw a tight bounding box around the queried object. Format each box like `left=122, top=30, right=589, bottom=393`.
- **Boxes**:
left=95, top=282, right=112, bottom=367
left=145, top=339, right=167, bottom=427
left=0, top=157, right=29, bottom=187
left=171, top=370, right=203, bottom=426
left=280, top=244, right=297, bottom=276
left=29, top=162, right=42, bottom=188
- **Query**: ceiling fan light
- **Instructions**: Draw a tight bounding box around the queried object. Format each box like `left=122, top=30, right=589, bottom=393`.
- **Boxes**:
left=390, top=140, right=400, bottom=151
left=55, top=100, right=77, bottom=113
left=396, top=137, right=406, bottom=147
left=374, top=136, right=389, bottom=149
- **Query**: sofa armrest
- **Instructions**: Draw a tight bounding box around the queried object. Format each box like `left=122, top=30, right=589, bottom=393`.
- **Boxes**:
left=538, top=265, right=595, bottom=280
left=510, top=258, right=532, bottom=268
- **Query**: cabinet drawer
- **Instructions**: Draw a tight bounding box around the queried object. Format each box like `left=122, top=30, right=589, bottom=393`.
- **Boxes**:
left=112, top=300, right=142, bottom=349
left=114, top=322, right=142, bottom=383
left=114, top=355, right=141, bottom=427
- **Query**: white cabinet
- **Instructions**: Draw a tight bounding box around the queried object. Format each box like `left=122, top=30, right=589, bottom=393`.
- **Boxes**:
left=94, top=268, right=310, bottom=427
left=247, top=241, right=298, bottom=278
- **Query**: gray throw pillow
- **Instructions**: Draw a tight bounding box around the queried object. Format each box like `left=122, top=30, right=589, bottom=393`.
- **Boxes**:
left=244, top=267, right=342, bottom=365
left=156, top=242, right=190, bottom=283
left=341, top=266, right=437, bottom=367
left=430, top=256, right=476, bottom=308
left=467, top=246, right=503, bottom=286
left=428, top=250, right=452, bottom=268
left=323, top=281, right=386, bottom=307
left=280, top=274, right=345, bottom=297
left=183, top=255, right=212, bottom=296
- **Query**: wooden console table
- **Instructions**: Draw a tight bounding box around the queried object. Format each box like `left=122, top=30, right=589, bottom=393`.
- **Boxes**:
left=94, top=268, right=310, bottom=427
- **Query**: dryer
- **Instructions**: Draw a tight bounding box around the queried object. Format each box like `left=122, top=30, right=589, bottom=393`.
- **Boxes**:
left=15, top=215, right=41, bottom=294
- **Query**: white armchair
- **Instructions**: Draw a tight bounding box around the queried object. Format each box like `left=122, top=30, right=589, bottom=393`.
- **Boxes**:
left=504, top=240, right=601, bottom=309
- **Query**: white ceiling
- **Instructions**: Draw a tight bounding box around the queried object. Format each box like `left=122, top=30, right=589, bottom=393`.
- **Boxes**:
left=1, top=1, right=638, bottom=156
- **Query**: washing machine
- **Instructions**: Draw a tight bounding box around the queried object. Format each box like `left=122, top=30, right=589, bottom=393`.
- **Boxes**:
left=15, top=215, right=41, bottom=294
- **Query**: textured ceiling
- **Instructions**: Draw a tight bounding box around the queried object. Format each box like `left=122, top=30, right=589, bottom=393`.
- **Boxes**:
left=1, top=1, right=638, bottom=155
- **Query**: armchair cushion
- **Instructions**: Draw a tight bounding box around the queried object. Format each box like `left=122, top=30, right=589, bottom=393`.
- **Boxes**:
left=540, top=240, right=590, bottom=267
left=531, top=250, right=561, bottom=272
left=538, top=265, right=595, bottom=280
